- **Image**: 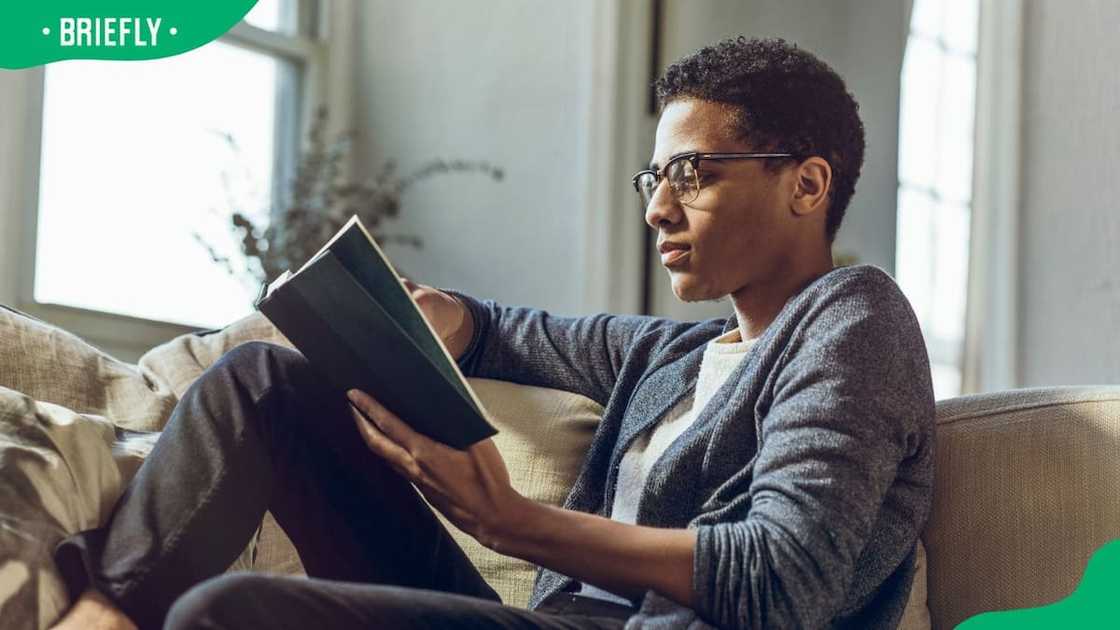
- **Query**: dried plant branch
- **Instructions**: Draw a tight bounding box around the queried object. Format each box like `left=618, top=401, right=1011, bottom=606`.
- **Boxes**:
left=194, top=107, right=503, bottom=287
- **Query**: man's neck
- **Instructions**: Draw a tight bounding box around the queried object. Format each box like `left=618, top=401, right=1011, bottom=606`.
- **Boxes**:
left=729, top=257, right=834, bottom=341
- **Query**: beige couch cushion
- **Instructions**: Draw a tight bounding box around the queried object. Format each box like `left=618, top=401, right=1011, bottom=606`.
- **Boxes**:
left=0, top=305, right=177, bottom=432
left=136, top=313, right=292, bottom=403
left=0, top=307, right=287, bottom=628
left=898, top=539, right=931, bottom=630
left=0, top=388, right=122, bottom=629
left=924, top=386, right=1120, bottom=629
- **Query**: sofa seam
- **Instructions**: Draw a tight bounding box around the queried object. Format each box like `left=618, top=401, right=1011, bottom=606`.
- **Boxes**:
left=936, top=395, right=1120, bottom=426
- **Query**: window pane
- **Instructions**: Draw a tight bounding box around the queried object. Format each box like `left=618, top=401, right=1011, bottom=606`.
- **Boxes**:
left=36, top=43, right=290, bottom=328
left=898, top=36, right=941, bottom=190
left=931, top=362, right=962, bottom=399
left=896, top=0, right=978, bottom=397
left=244, top=0, right=298, bottom=34
left=895, top=186, right=935, bottom=325
left=942, top=0, right=980, bottom=54
left=936, top=54, right=977, bottom=204
left=929, top=201, right=971, bottom=343
left=909, top=0, right=943, bottom=41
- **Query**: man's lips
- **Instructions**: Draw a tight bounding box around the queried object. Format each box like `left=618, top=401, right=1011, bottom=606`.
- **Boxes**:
left=658, top=240, right=691, bottom=267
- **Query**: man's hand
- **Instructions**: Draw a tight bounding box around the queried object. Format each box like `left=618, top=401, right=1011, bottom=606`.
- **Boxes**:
left=347, top=388, right=696, bottom=606
left=401, top=278, right=474, bottom=359
left=347, top=388, right=526, bottom=548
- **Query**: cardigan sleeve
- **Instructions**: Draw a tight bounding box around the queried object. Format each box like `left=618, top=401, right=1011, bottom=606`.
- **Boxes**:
left=445, top=290, right=688, bottom=407
left=690, top=273, right=934, bottom=629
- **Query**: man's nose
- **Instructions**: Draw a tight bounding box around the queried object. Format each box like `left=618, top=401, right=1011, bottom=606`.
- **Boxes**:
left=644, top=180, right=683, bottom=229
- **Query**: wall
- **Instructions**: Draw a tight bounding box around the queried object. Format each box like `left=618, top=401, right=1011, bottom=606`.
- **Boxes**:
left=350, top=0, right=599, bottom=316
left=0, top=69, right=37, bottom=308
left=1017, top=0, right=1120, bottom=386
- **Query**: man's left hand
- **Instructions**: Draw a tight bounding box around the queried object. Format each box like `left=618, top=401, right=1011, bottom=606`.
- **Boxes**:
left=346, top=388, right=525, bottom=548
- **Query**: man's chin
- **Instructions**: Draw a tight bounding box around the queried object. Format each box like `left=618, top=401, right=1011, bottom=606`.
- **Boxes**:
left=670, top=277, right=721, bottom=303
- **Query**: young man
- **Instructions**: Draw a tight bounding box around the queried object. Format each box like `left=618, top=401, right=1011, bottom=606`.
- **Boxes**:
left=52, top=37, right=933, bottom=630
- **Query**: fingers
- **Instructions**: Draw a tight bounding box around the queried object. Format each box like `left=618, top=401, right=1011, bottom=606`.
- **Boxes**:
left=347, top=389, right=422, bottom=451
left=349, top=403, right=420, bottom=480
left=401, top=277, right=435, bottom=298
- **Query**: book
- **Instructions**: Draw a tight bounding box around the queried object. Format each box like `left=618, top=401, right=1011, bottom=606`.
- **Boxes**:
left=254, top=216, right=497, bottom=449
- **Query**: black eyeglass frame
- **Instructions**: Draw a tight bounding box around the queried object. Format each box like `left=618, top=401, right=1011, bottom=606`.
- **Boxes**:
left=632, top=151, right=798, bottom=207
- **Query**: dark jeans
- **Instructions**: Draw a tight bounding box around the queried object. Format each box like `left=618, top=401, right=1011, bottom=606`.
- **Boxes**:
left=54, top=341, right=634, bottom=630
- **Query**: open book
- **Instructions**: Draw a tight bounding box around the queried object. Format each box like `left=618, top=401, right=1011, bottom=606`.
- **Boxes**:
left=254, top=216, right=497, bottom=449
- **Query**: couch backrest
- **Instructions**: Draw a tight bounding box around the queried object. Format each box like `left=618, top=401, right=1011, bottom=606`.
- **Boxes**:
left=924, top=386, right=1120, bottom=629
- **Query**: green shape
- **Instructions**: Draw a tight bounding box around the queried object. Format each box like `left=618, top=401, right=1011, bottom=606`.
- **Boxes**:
left=0, top=0, right=257, bottom=69
left=957, top=538, right=1120, bottom=629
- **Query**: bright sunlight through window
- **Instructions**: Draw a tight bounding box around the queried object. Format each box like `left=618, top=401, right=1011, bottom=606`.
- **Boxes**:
left=895, top=0, right=979, bottom=399
left=35, top=42, right=286, bottom=328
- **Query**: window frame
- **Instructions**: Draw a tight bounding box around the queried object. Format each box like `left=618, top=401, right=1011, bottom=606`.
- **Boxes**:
left=16, top=1, right=325, bottom=361
left=894, top=0, right=982, bottom=399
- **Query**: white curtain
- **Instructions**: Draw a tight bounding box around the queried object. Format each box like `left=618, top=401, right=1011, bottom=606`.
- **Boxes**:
left=960, top=0, right=1024, bottom=394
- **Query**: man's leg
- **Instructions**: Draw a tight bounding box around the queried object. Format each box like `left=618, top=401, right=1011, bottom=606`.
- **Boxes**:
left=53, top=341, right=498, bottom=629
left=163, top=573, right=633, bottom=630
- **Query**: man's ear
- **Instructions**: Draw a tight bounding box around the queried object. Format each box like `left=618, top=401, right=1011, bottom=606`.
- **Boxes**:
left=790, top=157, right=832, bottom=217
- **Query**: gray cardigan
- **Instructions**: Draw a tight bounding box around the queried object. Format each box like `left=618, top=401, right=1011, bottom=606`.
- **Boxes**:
left=453, top=265, right=935, bottom=629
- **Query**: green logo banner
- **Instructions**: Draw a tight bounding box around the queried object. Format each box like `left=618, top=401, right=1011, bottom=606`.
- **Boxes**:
left=0, top=0, right=258, bottom=69
left=957, top=538, right=1120, bottom=629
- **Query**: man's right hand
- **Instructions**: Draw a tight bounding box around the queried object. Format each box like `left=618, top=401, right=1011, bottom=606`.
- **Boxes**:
left=402, top=278, right=474, bottom=360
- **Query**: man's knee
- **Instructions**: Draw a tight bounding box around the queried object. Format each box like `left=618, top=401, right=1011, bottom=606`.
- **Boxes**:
left=164, top=573, right=277, bottom=630
left=202, top=341, right=316, bottom=392
left=219, top=341, right=306, bottom=375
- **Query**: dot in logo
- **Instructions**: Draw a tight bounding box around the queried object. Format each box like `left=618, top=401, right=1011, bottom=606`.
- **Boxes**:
left=169, top=27, right=178, bottom=36
left=42, top=27, right=50, bottom=35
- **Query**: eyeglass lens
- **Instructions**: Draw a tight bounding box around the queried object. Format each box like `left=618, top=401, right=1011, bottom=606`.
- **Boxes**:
left=637, top=157, right=698, bottom=208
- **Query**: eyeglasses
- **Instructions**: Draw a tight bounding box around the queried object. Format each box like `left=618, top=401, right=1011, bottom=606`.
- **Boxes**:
left=632, top=151, right=796, bottom=208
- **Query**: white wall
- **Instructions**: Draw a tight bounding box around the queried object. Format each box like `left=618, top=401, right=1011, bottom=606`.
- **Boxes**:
left=1016, top=0, right=1120, bottom=386
left=349, top=0, right=600, bottom=316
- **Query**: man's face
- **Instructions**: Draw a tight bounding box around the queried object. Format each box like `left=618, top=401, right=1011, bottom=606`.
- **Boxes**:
left=645, top=98, right=802, bottom=302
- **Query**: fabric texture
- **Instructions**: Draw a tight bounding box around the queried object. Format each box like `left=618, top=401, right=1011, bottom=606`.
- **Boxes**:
left=53, top=341, right=508, bottom=629
left=579, top=329, right=755, bottom=607
left=923, top=386, right=1120, bottom=629
left=451, top=265, right=937, bottom=630
left=614, top=328, right=756, bottom=525
left=0, top=305, right=281, bottom=629
left=0, top=305, right=608, bottom=626
left=163, top=574, right=633, bottom=630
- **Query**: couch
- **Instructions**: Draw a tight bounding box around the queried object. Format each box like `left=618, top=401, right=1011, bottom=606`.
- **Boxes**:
left=0, top=305, right=1116, bottom=629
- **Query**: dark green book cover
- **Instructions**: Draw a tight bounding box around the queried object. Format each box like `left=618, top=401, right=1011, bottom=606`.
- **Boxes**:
left=255, top=216, right=496, bottom=449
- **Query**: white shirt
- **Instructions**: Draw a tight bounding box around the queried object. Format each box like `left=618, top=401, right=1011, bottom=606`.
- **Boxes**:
left=578, top=328, right=755, bottom=605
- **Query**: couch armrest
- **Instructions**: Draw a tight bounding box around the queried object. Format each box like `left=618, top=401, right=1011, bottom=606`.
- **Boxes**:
left=925, top=386, right=1120, bottom=629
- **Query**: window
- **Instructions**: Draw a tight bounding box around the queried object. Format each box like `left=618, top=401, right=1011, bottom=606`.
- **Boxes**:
left=895, top=0, right=979, bottom=399
left=31, top=0, right=317, bottom=329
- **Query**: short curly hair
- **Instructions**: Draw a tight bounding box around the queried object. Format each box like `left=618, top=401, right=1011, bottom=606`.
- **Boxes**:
left=655, top=37, right=865, bottom=242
